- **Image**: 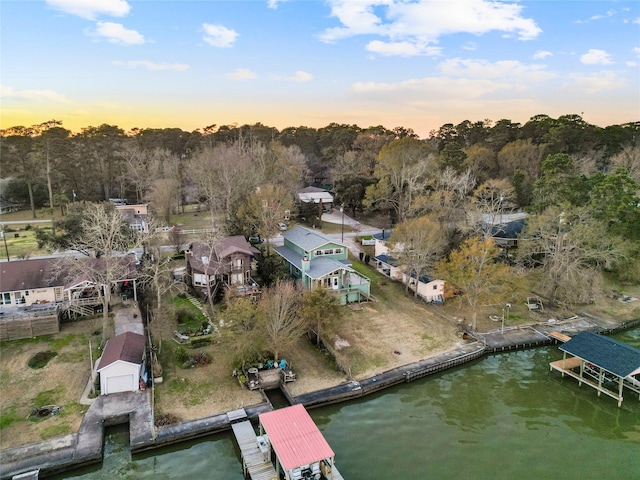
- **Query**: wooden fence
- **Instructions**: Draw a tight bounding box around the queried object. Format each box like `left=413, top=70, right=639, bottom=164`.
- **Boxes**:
left=0, top=313, right=60, bottom=341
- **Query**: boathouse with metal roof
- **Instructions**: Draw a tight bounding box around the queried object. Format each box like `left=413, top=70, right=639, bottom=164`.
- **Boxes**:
left=549, top=331, right=640, bottom=407
left=258, top=404, right=344, bottom=480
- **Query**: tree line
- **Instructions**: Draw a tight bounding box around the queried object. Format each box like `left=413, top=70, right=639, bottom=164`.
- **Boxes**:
left=1, top=115, right=639, bottom=322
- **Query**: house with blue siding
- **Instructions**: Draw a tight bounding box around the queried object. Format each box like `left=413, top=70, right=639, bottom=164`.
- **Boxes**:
left=274, top=226, right=371, bottom=305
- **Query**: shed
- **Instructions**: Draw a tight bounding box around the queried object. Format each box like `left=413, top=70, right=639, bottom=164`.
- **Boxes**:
left=259, top=404, right=336, bottom=480
left=96, top=332, right=146, bottom=395
left=550, top=331, right=640, bottom=406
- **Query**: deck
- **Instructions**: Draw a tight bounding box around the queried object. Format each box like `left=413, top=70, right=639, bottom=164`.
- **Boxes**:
left=231, top=420, right=278, bottom=480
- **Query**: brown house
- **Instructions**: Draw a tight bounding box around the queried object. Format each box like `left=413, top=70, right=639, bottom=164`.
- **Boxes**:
left=186, top=236, right=260, bottom=300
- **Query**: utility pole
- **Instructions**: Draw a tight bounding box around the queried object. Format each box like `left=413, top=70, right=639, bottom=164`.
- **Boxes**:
left=1, top=226, right=9, bottom=261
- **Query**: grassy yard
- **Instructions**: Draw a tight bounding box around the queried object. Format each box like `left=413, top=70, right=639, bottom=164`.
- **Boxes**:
left=0, top=320, right=97, bottom=449
left=0, top=226, right=53, bottom=260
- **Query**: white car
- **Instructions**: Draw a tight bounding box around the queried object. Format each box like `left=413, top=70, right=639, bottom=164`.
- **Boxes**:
left=278, top=222, right=287, bottom=231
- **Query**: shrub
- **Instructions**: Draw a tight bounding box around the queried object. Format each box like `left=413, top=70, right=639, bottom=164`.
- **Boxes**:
left=174, top=346, right=189, bottom=364
left=28, top=351, right=57, bottom=369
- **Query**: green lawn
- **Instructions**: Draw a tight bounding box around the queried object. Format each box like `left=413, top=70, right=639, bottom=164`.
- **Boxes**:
left=0, top=227, right=53, bottom=260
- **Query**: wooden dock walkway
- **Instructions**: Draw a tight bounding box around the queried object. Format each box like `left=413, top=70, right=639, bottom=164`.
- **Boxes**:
left=231, top=419, right=278, bottom=480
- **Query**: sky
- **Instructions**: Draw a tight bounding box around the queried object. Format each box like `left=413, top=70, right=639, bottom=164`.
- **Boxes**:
left=1, top=0, right=639, bottom=138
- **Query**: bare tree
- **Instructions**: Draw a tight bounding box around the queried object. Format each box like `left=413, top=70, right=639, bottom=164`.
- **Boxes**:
left=610, top=145, right=640, bottom=182
left=56, top=203, right=139, bottom=343
left=189, top=143, right=253, bottom=224
left=517, top=206, right=626, bottom=306
left=257, top=280, right=305, bottom=363
left=149, top=177, right=179, bottom=224
left=389, top=215, right=447, bottom=298
left=470, top=178, right=516, bottom=238
left=364, top=137, right=435, bottom=222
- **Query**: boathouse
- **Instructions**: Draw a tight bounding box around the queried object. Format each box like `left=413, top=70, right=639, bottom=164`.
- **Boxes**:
left=549, top=331, right=640, bottom=407
left=258, top=404, right=342, bottom=480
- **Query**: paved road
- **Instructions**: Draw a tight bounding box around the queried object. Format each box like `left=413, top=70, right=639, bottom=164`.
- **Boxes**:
left=0, top=219, right=52, bottom=225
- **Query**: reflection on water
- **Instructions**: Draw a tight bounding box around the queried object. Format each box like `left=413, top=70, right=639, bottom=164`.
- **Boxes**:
left=52, top=328, right=640, bottom=480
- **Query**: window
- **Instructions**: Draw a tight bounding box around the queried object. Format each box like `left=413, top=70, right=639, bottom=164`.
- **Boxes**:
left=433, top=284, right=438, bottom=290
left=24, top=290, right=29, bottom=296
left=1, top=292, right=10, bottom=305
left=325, top=249, right=334, bottom=255
left=315, top=250, right=323, bottom=256
left=334, top=248, right=342, bottom=255
left=234, top=258, right=243, bottom=268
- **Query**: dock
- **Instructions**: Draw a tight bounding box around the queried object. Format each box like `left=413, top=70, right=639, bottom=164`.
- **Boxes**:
left=229, top=409, right=278, bottom=480
left=549, top=331, right=640, bottom=407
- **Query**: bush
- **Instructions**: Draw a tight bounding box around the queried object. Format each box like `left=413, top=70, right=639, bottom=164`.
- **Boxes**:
left=174, top=346, right=189, bottom=364
left=28, top=351, right=58, bottom=369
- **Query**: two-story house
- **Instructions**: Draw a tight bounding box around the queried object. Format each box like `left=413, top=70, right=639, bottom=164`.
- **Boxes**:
left=186, top=236, right=260, bottom=300
left=274, top=226, right=371, bottom=305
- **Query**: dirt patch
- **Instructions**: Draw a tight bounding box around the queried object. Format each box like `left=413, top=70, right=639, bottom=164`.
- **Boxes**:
left=0, top=320, right=96, bottom=449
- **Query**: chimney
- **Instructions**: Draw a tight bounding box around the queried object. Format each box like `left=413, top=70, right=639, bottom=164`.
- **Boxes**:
left=301, top=255, right=310, bottom=276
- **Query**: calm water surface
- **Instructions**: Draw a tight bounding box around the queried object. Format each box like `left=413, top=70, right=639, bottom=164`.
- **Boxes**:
left=56, top=329, right=640, bottom=480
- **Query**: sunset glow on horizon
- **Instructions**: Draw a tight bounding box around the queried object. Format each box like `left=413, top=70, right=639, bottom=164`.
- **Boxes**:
left=2, top=0, right=638, bottom=137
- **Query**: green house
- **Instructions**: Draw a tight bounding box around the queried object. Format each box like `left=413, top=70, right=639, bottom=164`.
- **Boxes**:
left=274, top=226, right=371, bottom=305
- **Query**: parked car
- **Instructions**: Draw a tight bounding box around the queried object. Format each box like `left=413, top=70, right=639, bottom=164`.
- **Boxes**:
left=278, top=222, right=287, bottom=231
left=248, top=235, right=262, bottom=244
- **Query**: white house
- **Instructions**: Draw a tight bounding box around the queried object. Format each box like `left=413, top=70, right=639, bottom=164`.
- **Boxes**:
left=297, top=186, right=334, bottom=211
left=96, top=332, right=146, bottom=395
left=373, top=229, right=445, bottom=303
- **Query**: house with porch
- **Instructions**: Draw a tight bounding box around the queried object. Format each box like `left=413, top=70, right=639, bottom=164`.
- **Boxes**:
left=186, top=236, right=260, bottom=301
left=0, top=257, right=139, bottom=319
left=115, top=204, right=150, bottom=233
left=274, top=226, right=371, bottom=305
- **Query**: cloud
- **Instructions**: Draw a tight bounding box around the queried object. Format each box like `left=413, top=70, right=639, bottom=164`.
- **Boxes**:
left=633, top=47, right=640, bottom=56
left=580, top=49, right=613, bottom=65
left=563, top=71, right=626, bottom=94
left=267, top=0, right=288, bottom=9
left=45, top=0, right=130, bottom=20
left=0, top=84, right=70, bottom=103
left=287, top=71, right=313, bottom=82
left=350, top=57, right=558, bottom=104
left=319, top=0, right=541, bottom=57
left=87, top=22, right=145, bottom=45
left=352, top=77, right=512, bottom=100
left=366, top=40, right=441, bottom=57
left=202, top=24, right=238, bottom=48
left=439, top=58, right=557, bottom=82
left=462, top=42, right=477, bottom=51
left=533, top=50, right=552, bottom=59
left=112, top=60, right=189, bottom=71
left=226, top=68, right=257, bottom=80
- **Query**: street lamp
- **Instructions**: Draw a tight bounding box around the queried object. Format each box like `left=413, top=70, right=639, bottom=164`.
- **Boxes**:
left=340, top=203, right=345, bottom=242
left=502, top=303, right=511, bottom=333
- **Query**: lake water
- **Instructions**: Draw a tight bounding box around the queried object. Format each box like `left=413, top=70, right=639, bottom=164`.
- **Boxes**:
left=55, top=328, right=640, bottom=480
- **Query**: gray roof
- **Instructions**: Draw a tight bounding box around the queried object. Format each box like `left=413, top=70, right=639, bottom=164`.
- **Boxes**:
left=307, top=257, right=355, bottom=279
left=282, top=226, right=345, bottom=252
left=274, top=245, right=355, bottom=279
left=560, top=331, right=640, bottom=377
